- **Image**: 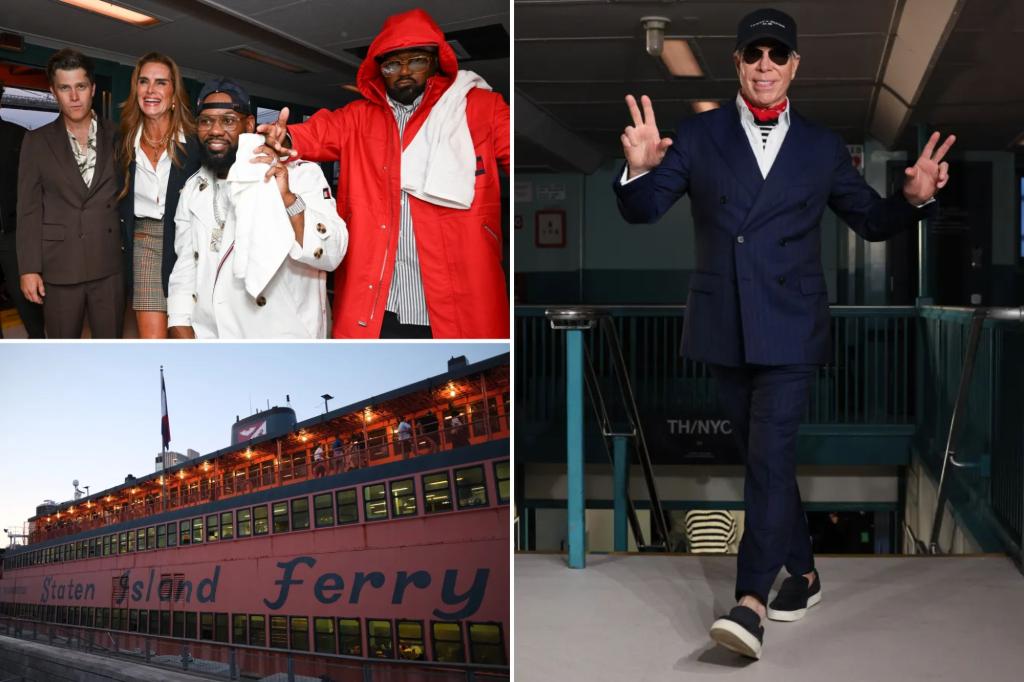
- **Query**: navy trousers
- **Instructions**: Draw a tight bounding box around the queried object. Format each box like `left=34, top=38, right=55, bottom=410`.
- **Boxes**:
left=709, top=363, right=817, bottom=605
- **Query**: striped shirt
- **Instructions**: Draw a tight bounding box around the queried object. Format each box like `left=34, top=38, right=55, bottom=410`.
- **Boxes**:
left=385, top=94, right=430, bottom=328
left=684, top=509, right=737, bottom=554
left=735, top=93, right=790, bottom=179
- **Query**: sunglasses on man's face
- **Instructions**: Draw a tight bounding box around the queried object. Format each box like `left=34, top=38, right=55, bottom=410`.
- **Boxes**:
left=741, top=45, right=792, bottom=66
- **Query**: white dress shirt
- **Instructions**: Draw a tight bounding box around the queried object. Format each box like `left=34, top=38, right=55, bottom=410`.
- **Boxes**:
left=133, top=128, right=186, bottom=219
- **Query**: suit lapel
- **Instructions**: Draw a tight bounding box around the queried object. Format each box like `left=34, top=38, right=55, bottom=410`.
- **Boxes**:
left=707, top=102, right=763, bottom=203
left=43, top=119, right=88, bottom=196
left=739, top=108, right=806, bottom=233
left=189, top=168, right=217, bottom=240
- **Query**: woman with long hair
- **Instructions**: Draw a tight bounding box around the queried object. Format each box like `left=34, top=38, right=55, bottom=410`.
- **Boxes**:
left=117, top=52, right=199, bottom=338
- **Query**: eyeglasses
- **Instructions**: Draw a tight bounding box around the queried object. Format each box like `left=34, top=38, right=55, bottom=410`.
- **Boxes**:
left=197, top=114, right=242, bottom=131
left=380, top=55, right=433, bottom=77
left=741, top=45, right=792, bottom=66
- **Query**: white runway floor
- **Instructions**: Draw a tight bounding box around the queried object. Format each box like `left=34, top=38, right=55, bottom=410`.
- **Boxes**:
left=515, top=553, right=1024, bottom=681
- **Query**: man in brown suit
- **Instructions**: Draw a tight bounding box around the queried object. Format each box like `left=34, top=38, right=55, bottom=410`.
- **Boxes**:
left=17, top=49, right=124, bottom=338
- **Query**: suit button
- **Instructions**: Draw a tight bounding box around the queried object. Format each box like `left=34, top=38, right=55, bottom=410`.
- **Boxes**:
left=192, top=293, right=197, bottom=302
left=314, top=247, right=323, bottom=259
left=778, top=276, right=786, bottom=285
left=256, top=295, right=267, bottom=306
left=193, top=251, right=199, bottom=261
left=720, top=195, right=727, bottom=204
left=736, top=235, right=745, bottom=244
left=316, top=223, right=326, bottom=234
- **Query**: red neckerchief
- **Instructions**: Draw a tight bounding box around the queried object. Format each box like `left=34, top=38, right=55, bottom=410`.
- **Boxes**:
left=741, top=94, right=788, bottom=123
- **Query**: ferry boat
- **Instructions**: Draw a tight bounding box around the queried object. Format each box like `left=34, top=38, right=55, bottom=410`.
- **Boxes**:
left=0, top=353, right=510, bottom=680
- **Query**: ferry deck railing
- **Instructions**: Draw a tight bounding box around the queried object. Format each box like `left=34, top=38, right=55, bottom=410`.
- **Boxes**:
left=0, top=616, right=508, bottom=682
left=28, top=412, right=509, bottom=545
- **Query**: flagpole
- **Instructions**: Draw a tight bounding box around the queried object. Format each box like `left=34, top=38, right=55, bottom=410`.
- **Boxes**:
left=161, top=366, right=167, bottom=511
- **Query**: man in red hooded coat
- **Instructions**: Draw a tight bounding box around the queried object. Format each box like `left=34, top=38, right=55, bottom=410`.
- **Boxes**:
left=257, top=9, right=510, bottom=339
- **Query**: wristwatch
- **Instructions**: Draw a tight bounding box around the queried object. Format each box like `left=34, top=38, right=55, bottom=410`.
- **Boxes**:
left=285, top=195, right=306, bottom=217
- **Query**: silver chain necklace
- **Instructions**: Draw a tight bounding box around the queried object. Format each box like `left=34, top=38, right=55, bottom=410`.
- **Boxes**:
left=211, top=179, right=228, bottom=252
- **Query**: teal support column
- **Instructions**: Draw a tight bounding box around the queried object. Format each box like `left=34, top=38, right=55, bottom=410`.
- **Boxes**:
left=613, top=436, right=629, bottom=551
left=566, top=328, right=585, bottom=568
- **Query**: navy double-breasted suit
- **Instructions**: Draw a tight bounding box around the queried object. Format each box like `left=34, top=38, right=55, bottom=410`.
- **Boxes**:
left=614, top=100, right=935, bottom=604
left=614, top=103, right=933, bottom=367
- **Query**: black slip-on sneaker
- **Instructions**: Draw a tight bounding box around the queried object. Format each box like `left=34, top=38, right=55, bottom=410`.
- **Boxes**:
left=709, top=605, right=764, bottom=659
left=767, top=569, right=822, bottom=622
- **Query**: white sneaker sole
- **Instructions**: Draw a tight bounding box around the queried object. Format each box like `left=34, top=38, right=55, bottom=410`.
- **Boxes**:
left=767, top=589, right=822, bottom=622
left=709, top=617, right=762, bottom=659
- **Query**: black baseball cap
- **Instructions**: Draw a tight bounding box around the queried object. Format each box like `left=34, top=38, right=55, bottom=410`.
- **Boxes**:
left=197, top=77, right=252, bottom=115
left=735, top=8, right=798, bottom=52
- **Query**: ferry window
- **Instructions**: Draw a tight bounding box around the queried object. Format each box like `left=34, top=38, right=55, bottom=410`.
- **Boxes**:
left=422, top=472, right=452, bottom=513
left=59, top=606, right=69, bottom=625
left=216, top=613, right=229, bottom=642
left=291, top=497, right=310, bottom=531
left=137, top=528, right=147, bottom=551
left=432, top=621, right=465, bottom=662
left=336, top=489, right=358, bottom=524
left=201, top=613, right=214, bottom=640
left=148, top=609, right=159, bottom=635
left=97, top=608, right=110, bottom=629
left=166, top=523, right=177, bottom=547
left=290, top=615, right=310, bottom=651
left=129, top=609, right=139, bottom=632
left=314, top=617, right=336, bottom=653
left=89, top=538, right=98, bottom=558
left=137, top=610, right=148, bottom=633
left=179, top=520, right=191, bottom=545
left=156, top=525, right=166, bottom=548
left=390, top=478, right=418, bottom=517
left=186, top=612, right=198, bottom=639
left=232, top=614, right=247, bottom=643
left=314, top=493, right=334, bottom=527
left=147, top=526, right=156, bottom=549
left=249, top=614, right=266, bottom=647
left=160, top=611, right=171, bottom=634
left=272, top=501, right=290, bottom=533
left=468, top=622, right=505, bottom=664
left=455, top=466, right=489, bottom=509
left=69, top=606, right=79, bottom=626
left=127, top=531, right=136, bottom=553
left=363, top=484, right=388, bottom=520
left=221, top=511, right=234, bottom=540
left=253, top=505, right=269, bottom=535
left=237, top=508, right=252, bottom=537
left=397, top=620, right=425, bottom=660
left=192, top=517, right=204, bottom=544
left=270, top=615, right=289, bottom=649
left=173, top=611, right=184, bottom=637
left=367, top=428, right=388, bottom=461
left=503, top=391, right=510, bottom=431
left=84, top=607, right=96, bottom=628
left=206, top=514, right=219, bottom=542
left=102, top=535, right=110, bottom=556
left=368, top=619, right=394, bottom=658
left=495, top=461, right=510, bottom=504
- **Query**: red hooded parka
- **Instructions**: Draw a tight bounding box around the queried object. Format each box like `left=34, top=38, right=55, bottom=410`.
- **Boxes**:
left=287, top=9, right=510, bottom=339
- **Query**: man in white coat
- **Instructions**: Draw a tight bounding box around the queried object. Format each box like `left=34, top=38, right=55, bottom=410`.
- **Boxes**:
left=167, top=78, right=346, bottom=339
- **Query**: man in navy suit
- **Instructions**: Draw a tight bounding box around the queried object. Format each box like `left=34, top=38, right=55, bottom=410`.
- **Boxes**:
left=614, top=8, right=954, bottom=659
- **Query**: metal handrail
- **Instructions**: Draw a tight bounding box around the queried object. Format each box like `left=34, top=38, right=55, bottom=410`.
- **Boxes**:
left=928, top=307, right=1024, bottom=554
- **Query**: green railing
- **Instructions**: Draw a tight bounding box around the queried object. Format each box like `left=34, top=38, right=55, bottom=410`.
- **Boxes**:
left=516, top=305, right=917, bottom=426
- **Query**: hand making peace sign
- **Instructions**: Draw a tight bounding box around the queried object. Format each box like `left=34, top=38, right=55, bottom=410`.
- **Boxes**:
left=903, top=131, right=956, bottom=205
left=620, top=95, right=673, bottom=179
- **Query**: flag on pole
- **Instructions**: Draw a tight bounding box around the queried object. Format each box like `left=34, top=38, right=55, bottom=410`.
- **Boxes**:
left=161, top=367, right=171, bottom=451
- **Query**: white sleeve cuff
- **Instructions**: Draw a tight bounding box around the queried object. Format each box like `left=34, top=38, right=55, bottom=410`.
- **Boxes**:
left=620, top=165, right=649, bottom=185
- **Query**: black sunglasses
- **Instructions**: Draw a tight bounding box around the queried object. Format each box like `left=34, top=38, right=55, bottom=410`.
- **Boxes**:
left=741, top=45, right=792, bottom=66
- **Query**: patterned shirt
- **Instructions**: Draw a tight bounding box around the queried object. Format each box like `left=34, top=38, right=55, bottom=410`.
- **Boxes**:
left=67, top=115, right=98, bottom=186
left=384, top=94, right=430, bottom=327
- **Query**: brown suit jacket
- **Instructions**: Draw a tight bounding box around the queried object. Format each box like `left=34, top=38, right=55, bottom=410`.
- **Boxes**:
left=16, top=115, right=122, bottom=285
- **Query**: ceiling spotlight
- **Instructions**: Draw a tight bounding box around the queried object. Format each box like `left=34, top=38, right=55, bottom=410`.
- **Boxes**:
left=641, top=16, right=670, bottom=57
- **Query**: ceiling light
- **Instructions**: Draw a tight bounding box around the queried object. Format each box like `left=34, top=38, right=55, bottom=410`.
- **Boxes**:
left=662, top=39, right=704, bottom=78
left=228, top=47, right=308, bottom=74
left=58, top=0, right=160, bottom=27
left=641, top=16, right=670, bottom=57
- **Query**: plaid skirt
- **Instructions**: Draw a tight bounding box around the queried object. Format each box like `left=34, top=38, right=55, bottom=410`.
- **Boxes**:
left=132, top=216, right=166, bottom=312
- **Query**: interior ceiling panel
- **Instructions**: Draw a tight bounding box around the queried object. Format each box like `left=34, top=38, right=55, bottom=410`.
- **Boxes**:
left=515, top=0, right=1021, bottom=171
left=0, top=0, right=509, bottom=112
